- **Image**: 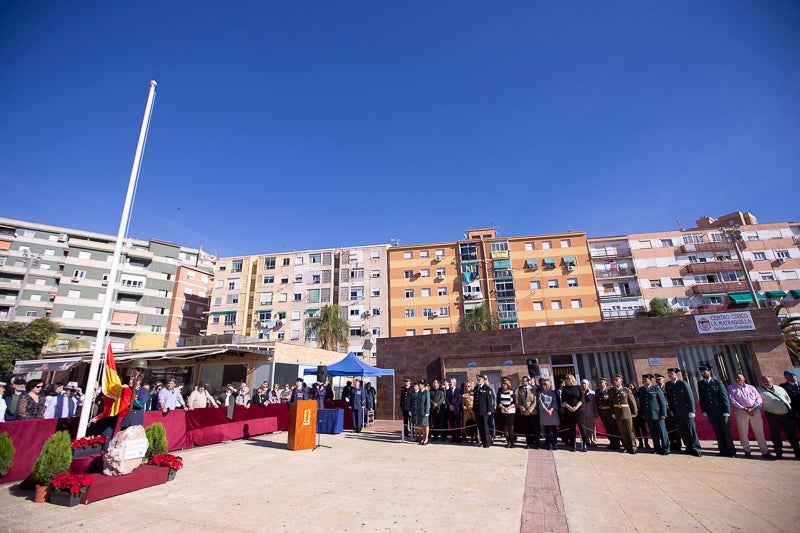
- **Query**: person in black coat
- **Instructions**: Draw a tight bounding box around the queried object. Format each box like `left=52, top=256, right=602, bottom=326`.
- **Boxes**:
left=473, top=375, right=495, bottom=448
left=349, top=379, right=367, bottom=432
left=400, top=377, right=414, bottom=437
left=429, top=379, right=446, bottom=441
left=445, top=378, right=462, bottom=442
left=561, top=375, right=588, bottom=452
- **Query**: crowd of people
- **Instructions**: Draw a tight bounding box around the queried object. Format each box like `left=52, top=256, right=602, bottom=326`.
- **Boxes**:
left=398, top=364, right=800, bottom=458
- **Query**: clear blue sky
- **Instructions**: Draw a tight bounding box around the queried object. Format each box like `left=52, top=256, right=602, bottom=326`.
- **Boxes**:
left=1, top=1, right=798, bottom=257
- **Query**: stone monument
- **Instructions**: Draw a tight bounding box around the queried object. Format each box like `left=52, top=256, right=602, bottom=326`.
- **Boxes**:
left=103, top=425, right=150, bottom=476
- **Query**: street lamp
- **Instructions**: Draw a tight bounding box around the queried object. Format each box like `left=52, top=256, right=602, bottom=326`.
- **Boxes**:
left=719, top=225, right=761, bottom=309
left=8, top=250, right=42, bottom=321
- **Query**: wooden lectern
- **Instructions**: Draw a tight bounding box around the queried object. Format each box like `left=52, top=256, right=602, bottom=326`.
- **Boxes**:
left=287, top=400, right=317, bottom=451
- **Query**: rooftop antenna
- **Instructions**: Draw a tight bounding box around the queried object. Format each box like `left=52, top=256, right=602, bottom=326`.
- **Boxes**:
left=676, top=215, right=686, bottom=231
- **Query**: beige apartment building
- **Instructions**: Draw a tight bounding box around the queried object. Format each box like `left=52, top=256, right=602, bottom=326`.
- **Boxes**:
left=388, top=228, right=601, bottom=337
left=205, top=245, right=391, bottom=359
left=589, top=211, right=800, bottom=319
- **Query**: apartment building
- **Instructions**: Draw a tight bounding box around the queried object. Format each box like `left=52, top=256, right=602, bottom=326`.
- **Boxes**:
left=205, top=245, right=390, bottom=358
left=588, top=211, right=800, bottom=319
left=0, top=218, right=215, bottom=351
left=388, top=228, right=601, bottom=337
left=165, top=265, right=215, bottom=348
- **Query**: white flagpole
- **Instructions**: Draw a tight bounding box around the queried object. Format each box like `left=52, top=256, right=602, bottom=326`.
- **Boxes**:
left=77, top=80, right=158, bottom=438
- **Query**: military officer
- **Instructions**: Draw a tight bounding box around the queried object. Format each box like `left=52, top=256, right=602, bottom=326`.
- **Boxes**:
left=657, top=373, right=682, bottom=453
left=609, top=373, right=638, bottom=454
left=639, top=374, right=669, bottom=455
left=697, top=361, right=736, bottom=458
left=473, top=375, right=494, bottom=448
left=665, top=367, right=702, bottom=456
left=595, top=377, right=621, bottom=449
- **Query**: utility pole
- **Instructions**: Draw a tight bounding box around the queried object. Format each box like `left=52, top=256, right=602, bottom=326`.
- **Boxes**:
left=720, top=225, right=761, bottom=309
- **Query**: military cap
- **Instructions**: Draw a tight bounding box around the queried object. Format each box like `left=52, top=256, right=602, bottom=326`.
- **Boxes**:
left=596, top=376, right=608, bottom=383
left=667, top=368, right=680, bottom=373
left=611, top=373, right=623, bottom=380
left=642, top=374, right=654, bottom=380
left=404, top=377, right=412, bottom=381
left=654, top=373, right=665, bottom=379
left=698, top=361, right=712, bottom=371
left=784, top=370, right=796, bottom=377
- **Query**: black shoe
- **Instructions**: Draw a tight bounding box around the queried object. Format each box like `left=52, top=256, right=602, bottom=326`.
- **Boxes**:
left=626, top=449, right=636, bottom=455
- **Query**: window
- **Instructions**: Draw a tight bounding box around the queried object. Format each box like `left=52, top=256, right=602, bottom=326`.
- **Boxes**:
left=436, top=268, right=446, bottom=278
left=435, top=250, right=445, bottom=259
left=371, top=287, right=381, bottom=297
left=406, top=330, right=415, bottom=337
left=403, top=252, right=412, bottom=260
left=231, top=260, right=243, bottom=272
left=439, top=307, right=450, bottom=317
left=405, top=289, right=414, bottom=298
left=349, top=286, right=364, bottom=300
left=310, top=253, right=321, bottom=264
left=263, top=275, right=274, bottom=284
left=542, top=241, right=552, bottom=250
left=548, top=279, right=558, bottom=289
left=307, top=289, right=320, bottom=303
left=419, top=269, right=430, bottom=277
left=61, top=309, right=76, bottom=319
left=420, top=250, right=429, bottom=259
left=459, top=243, right=478, bottom=261
left=423, top=329, right=433, bottom=335
left=186, top=271, right=195, bottom=280
left=184, top=287, right=193, bottom=295
left=525, top=242, right=535, bottom=251
left=551, top=300, right=562, bottom=310
left=404, top=270, right=414, bottom=279
left=258, top=310, right=272, bottom=321
left=437, top=287, right=447, bottom=296
left=214, top=297, right=222, bottom=306
left=649, top=279, right=662, bottom=288
left=264, top=257, right=276, bottom=269
left=422, top=308, right=433, bottom=317
left=405, top=309, right=415, bottom=318
left=421, top=288, right=431, bottom=297
left=277, top=311, right=287, bottom=320
left=371, top=269, right=380, bottom=278
left=350, top=307, right=361, bottom=317
left=218, top=263, right=227, bottom=272
left=291, top=310, right=301, bottom=320
left=226, top=294, right=239, bottom=304
left=30, top=294, right=41, bottom=301
left=279, top=293, right=288, bottom=302
left=350, top=326, right=363, bottom=337
left=371, top=250, right=381, bottom=260
left=121, top=276, right=145, bottom=289
left=753, top=252, right=767, bottom=260
left=567, top=278, right=578, bottom=288
left=68, top=289, right=81, bottom=298
left=495, top=280, right=515, bottom=298
left=227, top=278, right=240, bottom=290
left=291, top=329, right=300, bottom=340
left=276, top=331, right=285, bottom=340
left=491, top=241, right=509, bottom=254
left=293, top=293, right=302, bottom=301
left=439, top=328, right=450, bottom=334
left=157, top=289, right=168, bottom=297
left=533, top=301, right=544, bottom=311
left=281, top=258, right=290, bottom=266
left=223, top=312, right=236, bottom=326
left=350, top=268, right=364, bottom=280
left=710, top=233, right=723, bottom=242
left=660, top=238, right=674, bottom=247
left=682, top=233, right=704, bottom=244
left=78, top=251, right=91, bottom=260
left=760, top=272, right=775, bottom=281
left=671, top=278, right=684, bottom=286
left=560, top=239, right=571, bottom=248
left=72, top=270, right=86, bottom=280
left=571, top=299, right=582, bottom=309
left=25, top=311, right=37, bottom=317
left=776, top=250, right=790, bottom=259
left=530, top=280, right=541, bottom=290
left=280, top=276, right=289, bottom=284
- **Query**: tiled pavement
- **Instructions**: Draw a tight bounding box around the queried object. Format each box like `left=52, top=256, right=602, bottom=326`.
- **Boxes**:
left=1, top=421, right=799, bottom=532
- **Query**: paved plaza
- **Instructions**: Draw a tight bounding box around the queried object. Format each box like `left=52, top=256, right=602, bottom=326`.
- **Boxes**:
left=2, top=421, right=799, bottom=532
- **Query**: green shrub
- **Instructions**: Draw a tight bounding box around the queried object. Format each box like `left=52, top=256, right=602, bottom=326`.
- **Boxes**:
left=31, top=430, right=72, bottom=486
left=0, top=431, right=14, bottom=477
left=145, top=423, right=168, bottom=462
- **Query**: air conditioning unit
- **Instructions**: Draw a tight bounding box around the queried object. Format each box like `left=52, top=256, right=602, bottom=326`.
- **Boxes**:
left=57, top=233, right=68, bottom=242
left=71, top=276, right=81, bottom=282
left=362, top=311, right=371, bottom=318
left=431, top=312, right=439, bottom=317
left=275, top=319, right=284, bottom=326
left=567, top=265, right=575, bottom=271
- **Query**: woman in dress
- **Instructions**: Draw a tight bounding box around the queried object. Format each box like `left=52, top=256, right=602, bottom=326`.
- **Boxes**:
left=411, top=380, right=431, bottom=445
left=461, top=380, right=477, bottom=444
left=581, top=379, right=598, bottom=447
left=497, top=378, right=517, bottom=448
left=538, top=378, right=561, bottom=450
left=17, top=379, right=46, bottom=420
left=561, top=374, right=588, bottom=452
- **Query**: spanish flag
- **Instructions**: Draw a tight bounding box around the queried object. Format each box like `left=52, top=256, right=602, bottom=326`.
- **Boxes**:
left=98, top=343, right=131, bottom=419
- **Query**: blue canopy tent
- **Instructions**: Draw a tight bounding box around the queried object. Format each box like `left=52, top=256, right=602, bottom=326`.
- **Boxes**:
left=304, top=352, right=396, bottom=420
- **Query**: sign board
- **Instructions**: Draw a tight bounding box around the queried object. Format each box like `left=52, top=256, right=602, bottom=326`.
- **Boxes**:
left=648, top=358, right=662, bottom=367
left=695, top=311, right=755, bottom=334
left=540, top=368, right=550, bottom=379
left=122, top=437, right=149, bottom=460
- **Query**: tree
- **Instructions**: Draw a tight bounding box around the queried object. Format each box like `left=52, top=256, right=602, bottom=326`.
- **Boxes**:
left=304, top=304, right=349, bottom=351
left=636, top=298, right=685, bottom=318
left=0, top=318, right=60, bottom=374
left=775, top=304, right=800, bottom=365
left=458, top=305, right=500, bottom=332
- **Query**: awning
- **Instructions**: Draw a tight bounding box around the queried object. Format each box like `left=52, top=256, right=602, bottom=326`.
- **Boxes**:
left=764, top=290, right=786, bottom=298
left=525, top=259, right=538, bottom=268
left=791, top=290, right=800, bottom=299
left=728, top=292, right=765, bottom=303
left=492, top=259, right=511, bottom=269
left=210, top=310, right=237, bottom=315
left=563, top=256, right=576, bottom=265
left=543, top=258, right=556, bottom=267
left=256, top=308, right=272, bottom=312
left=305, top=308, right=320, bottom=313
left=14, top=356, right=83, bottom=374
left=701, top=293, right=727, bottom=298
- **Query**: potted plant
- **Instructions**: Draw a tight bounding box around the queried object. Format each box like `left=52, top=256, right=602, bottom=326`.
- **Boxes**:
left=148, top=453, right=183, bottom=481
left=70, top=435, right=108, bottom=458
left=144, top=422, right=168, bottom=462
left=0, top=431, right=14, bottom=479
left=31, top=430, right=73, bottom=503
left=49, top=472, right=95, bottom=507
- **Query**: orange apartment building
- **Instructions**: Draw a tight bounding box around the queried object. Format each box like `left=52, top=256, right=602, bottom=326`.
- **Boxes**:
left=165, top=264, right=214, bottom=347
left=388, top=228, right=601, bottom=336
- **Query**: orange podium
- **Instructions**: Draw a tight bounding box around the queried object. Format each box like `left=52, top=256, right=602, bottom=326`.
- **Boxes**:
left=287, top=400, right=317, bottom=451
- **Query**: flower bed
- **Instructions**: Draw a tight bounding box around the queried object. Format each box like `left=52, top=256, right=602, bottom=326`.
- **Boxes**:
left=71, top=436, right=108, bottom=458
left=50, top=472, right=95, bottom=506
left=147, top=453, right=183, bottom=480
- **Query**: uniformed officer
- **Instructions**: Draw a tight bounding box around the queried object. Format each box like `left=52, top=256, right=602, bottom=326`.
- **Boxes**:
left=349, top=379, right=367, bottom=432
left=698, top=361, right=736, bottom=457
left=473, top=375, right=494, bottom=448
left=657, top=373, right=682, bottom=453
left=289, top=378, right=308, bottom=403
left=595, top=377, right=621, bottom=449
left=639, top=374, right=669, bottom=455
left=400, top=377, right=414, bottom=439
left=609, top=373, right=638, bottom=454
left=665, top=367, right=702, bottom=457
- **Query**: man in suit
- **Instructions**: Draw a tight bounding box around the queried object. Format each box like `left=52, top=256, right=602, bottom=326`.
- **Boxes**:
left=473, top=375, right=494, bottom=448
left=698, top=361, right=736, bottom=458
left=517, top=375, right=539, bottom=449
left=665, top=367, right=702, bottom=457
left=429, top=379, right=446, bottom=441
left=780, top=370, right=800, bottom=434
left=445, top=378, right=462, bottom=442
left=400, top=377, right=414, bottom=439
left=639, top=373, right=669, bottom=455
left=595, top=377, right=620, bottom=450
left=609, top=373, right=638, bottom=454
left=349, top=379, right=367, bottom=432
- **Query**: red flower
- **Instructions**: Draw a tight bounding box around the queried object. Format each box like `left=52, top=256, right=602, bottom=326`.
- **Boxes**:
left=71, top=435, right=109, bottom=450
left=51, top=473, right=96, bottom=495
left=148, top=453, right=183, bottom=473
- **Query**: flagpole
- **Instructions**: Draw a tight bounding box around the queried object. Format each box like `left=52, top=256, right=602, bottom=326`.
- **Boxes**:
left=77, top=80, right=158, bottom=438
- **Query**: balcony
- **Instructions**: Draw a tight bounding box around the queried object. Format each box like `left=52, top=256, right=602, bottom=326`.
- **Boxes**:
left=680, top=241, right=740, bottom=254
left=688, top=280, right=761, bottom=295
left=682, top=260, right=752, bottom=275
left=599, top=289, right=641, bottom=298
left=696, top=303, right=731, bottom=314
left=601, top=309, right=639, bottom=320
left=589, top=248, right=632, bottom=259
left=594, top=268, right=636, bottom=279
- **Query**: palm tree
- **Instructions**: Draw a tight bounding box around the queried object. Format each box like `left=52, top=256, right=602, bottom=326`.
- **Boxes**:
left=458, top=305, right=500, bottom=332
left=775, top=304, right=800, bottom=365
left=304, top=304, right=349, bottom=351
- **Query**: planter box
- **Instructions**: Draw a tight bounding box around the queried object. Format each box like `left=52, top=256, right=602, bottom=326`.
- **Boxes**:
left=167, top=470, right=176, bottom=482
left=72, top=446, right=102, bottom=459
left=50, top=490, right=82, bottom=507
